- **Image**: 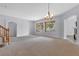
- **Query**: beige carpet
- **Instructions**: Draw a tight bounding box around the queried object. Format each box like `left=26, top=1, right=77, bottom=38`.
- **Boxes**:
left=0, top=36, right=79, bottom=56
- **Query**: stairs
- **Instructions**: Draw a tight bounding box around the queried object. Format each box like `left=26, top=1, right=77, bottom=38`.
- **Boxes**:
left=0, top=25, right=10, bottom=45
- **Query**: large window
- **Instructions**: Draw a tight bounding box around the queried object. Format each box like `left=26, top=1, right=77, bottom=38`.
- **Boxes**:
left=36, top=20, right=55, bottom=32
left=36, top=23, right=43, bottom=32
left=45, top=21, right=55, bottom=32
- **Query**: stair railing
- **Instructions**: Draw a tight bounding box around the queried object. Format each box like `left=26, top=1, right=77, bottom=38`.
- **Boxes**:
left=0, top=25, right=10, bottom=45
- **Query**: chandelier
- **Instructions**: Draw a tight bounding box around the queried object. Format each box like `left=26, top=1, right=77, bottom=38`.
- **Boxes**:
left=44, top=3, right=55, bottom=22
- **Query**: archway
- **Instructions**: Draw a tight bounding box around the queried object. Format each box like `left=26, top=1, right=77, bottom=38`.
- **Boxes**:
left=8, top=22, right=17, bottom=37
left=64, top=15, right=77, bottom=41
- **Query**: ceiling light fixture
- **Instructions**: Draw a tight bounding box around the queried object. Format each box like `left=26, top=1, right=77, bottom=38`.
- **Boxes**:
left=44, top=3, right=55, bottom=22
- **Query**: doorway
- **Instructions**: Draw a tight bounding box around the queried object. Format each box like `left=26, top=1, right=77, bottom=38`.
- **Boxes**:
left=64, top=16, right=77, bottom=41
left=8, top=22, right=17, bottom=37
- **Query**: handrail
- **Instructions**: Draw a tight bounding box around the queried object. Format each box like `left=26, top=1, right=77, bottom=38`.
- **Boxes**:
left=0, top=25, right=10, bottom=45
left=0, top=25, right=9, bottom=31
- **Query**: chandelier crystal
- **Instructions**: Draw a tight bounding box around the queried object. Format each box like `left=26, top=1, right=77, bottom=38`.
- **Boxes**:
left=44, top=3, right=55, bottom=22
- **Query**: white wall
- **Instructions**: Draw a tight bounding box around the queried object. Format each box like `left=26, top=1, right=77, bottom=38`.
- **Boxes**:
left=64, top=16, right=77, bottom=39
left=0, top=15, right=32, bottom=37
left=0, top=15, right=6, bottom=27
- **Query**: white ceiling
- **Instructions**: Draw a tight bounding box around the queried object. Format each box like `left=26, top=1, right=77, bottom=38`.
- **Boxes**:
left=0, top=3, right=78, bottom=21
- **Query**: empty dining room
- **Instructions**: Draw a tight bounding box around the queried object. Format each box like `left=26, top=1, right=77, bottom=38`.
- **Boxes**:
left=0, top=3, right=79, bottom=56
